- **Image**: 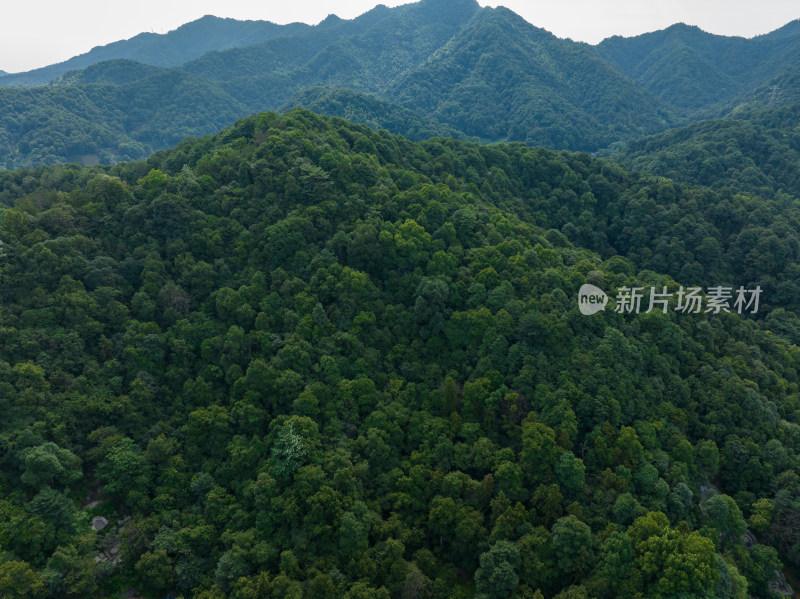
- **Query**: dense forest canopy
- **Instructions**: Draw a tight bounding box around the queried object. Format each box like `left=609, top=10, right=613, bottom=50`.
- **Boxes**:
left=1, top=109, right=799, bottom=598
left=2, top=2, right=800, bottom=597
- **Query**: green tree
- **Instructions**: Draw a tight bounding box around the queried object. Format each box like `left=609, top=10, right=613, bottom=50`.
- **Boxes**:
left=18, top=442, right=82, bottom=489
left=135, top=549, right=174, bottom=597
left=42, top=545, right=98, bottom=598
left=95, top=436, right=150, bottom=508
left=475, top=540, right=521, bottom=599
left=521, top=417, right=558, bottom=483
left=704, top=494, right=746, bottom=549
left=551, top=516, right=593, bottom=579
left=0, top=561, right=46, bottom=599
left=747, top=498, right=773, bottom=533
left=629, top=511, right=719, bottom=596
left=555, top=451, right=585, bottom=497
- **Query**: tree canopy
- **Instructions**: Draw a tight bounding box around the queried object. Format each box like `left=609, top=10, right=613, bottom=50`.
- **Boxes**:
left=0, top=109, right=799, bottom=597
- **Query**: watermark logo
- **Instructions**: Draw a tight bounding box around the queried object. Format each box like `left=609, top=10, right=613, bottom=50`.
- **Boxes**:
left=578, top=284, right=762, bottom=316
left=578, top=284, right=609, bottom=315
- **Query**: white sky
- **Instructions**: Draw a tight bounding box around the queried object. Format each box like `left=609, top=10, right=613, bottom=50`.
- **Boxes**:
left=1, top=0, right=798, bottom=73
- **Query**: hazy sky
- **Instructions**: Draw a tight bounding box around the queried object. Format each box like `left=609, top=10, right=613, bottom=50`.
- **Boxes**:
left=1, top=0, right=798, bottom=73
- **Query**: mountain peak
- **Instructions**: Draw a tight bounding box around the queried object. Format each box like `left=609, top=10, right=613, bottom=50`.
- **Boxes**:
left=193, top=14, right=226, bottom=23
left=471, top=4, right=555, bottom=40
left=415, top=0, right=480, bottom=16
left=666, top=22, right=700, bottom=30
left=318, top=14, right=343, bottom=27
left=661, top=22, right=713, bottom=39
left=420, top=0, right=479, bottom=5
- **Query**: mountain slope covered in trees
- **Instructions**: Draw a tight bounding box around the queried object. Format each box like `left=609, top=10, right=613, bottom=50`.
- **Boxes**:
left=0, top=0, right=678, bottom=168
left=385, top=6, right=670, bottom=147
left=0, top=15, right=311, bottom=87
left=607, top=102, right=800, bottom=200
left=1, top=109, right=799, bottom=598
left=4, top=0, right=800, bottom=169
left=593, top=22, right=800, bottom=116
left=282, top=87, right=471, bottom=142
left=0, top=68, right=248, bottom=168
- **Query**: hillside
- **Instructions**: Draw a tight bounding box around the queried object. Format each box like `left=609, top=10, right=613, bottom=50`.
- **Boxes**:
left=178, top=4, right=407, bottom=91
left=0, top=109, right=799, bottom=598
left=1, top=1, right=800, bottom=170
left=54, top=60, right=166, bottom=86
left=0, top=69, right=249, bottom=168
left=177, top=0, right=674, bottom=150
left=386, top=6, right=670, bottom=148
left=594, top=23, right=800, bottom=116
left=608, top=102, right=800, bottom=199
left=732, top=64, right=800, bottom=112
left=758, top=18, right=800, bottom=40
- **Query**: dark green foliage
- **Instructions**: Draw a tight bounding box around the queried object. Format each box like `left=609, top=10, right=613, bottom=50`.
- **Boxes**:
left=0, top=109, right=798, bottom=598
left=6, top=0, right=800, bottom=172
left=4, top=0, right=800, bottom=174
left=387, top=6, right=671, bottom=149
left=594, top=22, right=800, bottom=117
left=0, top=70, right=248, bottom=168
left=608, top=102, right=800, bottom=199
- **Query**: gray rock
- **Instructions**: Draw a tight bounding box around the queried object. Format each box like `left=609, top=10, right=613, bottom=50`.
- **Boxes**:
left=92, top=516, right=109, bottom=531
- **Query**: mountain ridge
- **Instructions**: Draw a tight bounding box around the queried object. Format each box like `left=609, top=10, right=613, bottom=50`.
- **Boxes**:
left=1, top=0, right=800, bottom=168
left=593, top=20, right=800, bottom=116
left=0, top=15, right=311, bottom=87
left=0, top=0, right=678, bottom=167
left=607, top=101, right=800, bottom=198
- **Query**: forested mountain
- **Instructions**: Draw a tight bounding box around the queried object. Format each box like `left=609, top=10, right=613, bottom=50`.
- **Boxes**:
left=178, top=4, right=403, bottom=88
left=0, top=69, right=248, bottom=168
left=0, top=15, right=311, bottom=87
left=593, top=23, right=800, bottom=116
left=758, top=18, right=800, bottom=40
left=385, top=6, right=671, bottom=148
left=608, top=102, right=800, bottom=199
left=1, top=109, right=799, bottom=598
left=735, top=64, right=800, bottom=112
left=4, top=0, right=800, bottom=169
left=181, top=0, right=482, bottom=108
left=55, top=60, right=166, bottom=86
left=0, top=0, right=678, bottom=168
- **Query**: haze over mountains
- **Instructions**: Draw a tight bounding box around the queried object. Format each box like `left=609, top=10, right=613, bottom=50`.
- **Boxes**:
left=1, top=0, right=798, bottom=169
left=0, top=16, right=312, bottom=88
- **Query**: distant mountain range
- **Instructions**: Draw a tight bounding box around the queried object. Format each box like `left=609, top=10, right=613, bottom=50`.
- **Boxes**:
left=0, top=0, right=799, bottom=168
left=0, top=15, right=311, bottom=87
left=593, top=20, right=800, bottom=117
